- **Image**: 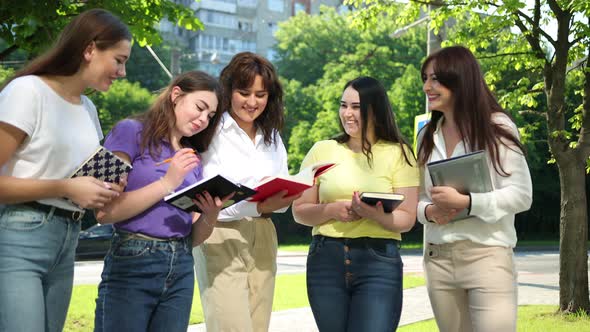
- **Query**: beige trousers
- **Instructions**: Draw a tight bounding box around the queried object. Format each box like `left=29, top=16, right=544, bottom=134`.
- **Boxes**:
left=193, top=218, right=278, bottom=332
left=424, top=240, right=517, bottom=332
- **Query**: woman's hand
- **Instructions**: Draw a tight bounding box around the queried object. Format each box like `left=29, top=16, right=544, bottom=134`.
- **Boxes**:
left=64, top=177, right=119, bottom=209
left=350, top=191, right=383, bottom=221
left=257, top=190, right=302, bottom=215
left=105, top=175, right=128, bottom=196
left=192, top=191, right=235, bottom=226
left=160, top=148, right=200, bottom=191
left=430, top=186, right=470, bottom=211
left=425, top=203, right=459, bottom=225
left=329, top=200, right=362, bottom=222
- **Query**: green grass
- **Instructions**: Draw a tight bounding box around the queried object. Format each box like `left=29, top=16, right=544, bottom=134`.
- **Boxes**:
left=398, top=305, right=590, bottom=332
left=64, top=273, right=426, bottom=331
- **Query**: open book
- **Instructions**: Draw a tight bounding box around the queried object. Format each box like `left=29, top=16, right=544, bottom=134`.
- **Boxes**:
left=360, top=192, right=405, bottom=213
left=70, top=146, right=132, bottom=183
left=427, top=150, right=493, bottom=221
left=248, top=162, right=337, bottom=202
left=164, top=174, right=257, bottom=213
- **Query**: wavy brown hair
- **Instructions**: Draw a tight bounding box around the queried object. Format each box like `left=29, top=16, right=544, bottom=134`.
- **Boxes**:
left=2, top=9, right=131, bottom=90
left=417, top=46, right=524, bottom=176
left=131, top=71, right=222, bottom=157
left=214, top=51, right=284, bottom=145
left=334, top=76, right=414, bottom=167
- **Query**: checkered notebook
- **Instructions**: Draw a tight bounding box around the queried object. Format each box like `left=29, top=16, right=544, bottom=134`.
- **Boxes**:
left=70, top=146, right=132, bottom=183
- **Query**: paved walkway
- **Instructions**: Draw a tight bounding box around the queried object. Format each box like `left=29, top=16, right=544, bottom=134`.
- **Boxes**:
left=188, top=252, right=570, bottom=332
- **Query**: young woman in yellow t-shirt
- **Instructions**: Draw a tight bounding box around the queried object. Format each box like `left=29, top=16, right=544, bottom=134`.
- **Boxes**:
left=292, top=76, right=419, bottom=332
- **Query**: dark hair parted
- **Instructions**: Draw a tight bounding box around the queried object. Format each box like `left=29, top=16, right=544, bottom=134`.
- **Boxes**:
left=132, top=71, right=222, bottom=157
left=417, top=46, right=524, bottom=176
left=220, top=51, right=284, bottom=145
left=2, top=9, right=132, bottom=89
left=335, top=76, right=414, bottom=167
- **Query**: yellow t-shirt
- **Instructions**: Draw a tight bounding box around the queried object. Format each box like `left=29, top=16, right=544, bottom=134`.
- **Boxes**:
left=300, top=140, right=420, bottom=240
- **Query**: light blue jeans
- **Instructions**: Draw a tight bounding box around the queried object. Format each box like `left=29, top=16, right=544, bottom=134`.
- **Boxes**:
left=0, top=204, right=81, bottom=332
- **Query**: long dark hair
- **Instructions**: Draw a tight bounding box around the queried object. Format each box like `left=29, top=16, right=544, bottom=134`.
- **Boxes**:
left=2, top=9, right=132, bottom=90
left=218, top=51, right=284, bottom=145
left=335, top=76, right=414, bottom=166
left=418, top=46, right=524, bottom=175
left=132, top=71, right=222, bottom=157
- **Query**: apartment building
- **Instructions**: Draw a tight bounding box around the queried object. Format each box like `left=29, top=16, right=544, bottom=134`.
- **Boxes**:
left=159, top=0, right=342, bottom=75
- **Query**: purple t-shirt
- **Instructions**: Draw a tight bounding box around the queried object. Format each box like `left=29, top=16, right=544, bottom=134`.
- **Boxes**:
left=104, top=119, right=203, bottom=238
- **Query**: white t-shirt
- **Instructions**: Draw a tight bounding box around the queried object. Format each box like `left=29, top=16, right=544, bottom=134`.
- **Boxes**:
left=0, top=75, right=103, bottom=211
left=201, top=112, right=289, bottom=221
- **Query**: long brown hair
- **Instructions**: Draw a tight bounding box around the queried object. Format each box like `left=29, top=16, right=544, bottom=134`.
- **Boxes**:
left=334, top=76, right=414, bottom=167
left=2, top=9, right=131, bottom=90
left=133, top=71, right=222, bottom=157
left=417, top=46, right=524, bottom=175
left=217, top=51, right=284, bottom=145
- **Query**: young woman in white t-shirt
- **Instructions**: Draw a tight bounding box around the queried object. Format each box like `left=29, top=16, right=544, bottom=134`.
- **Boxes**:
left=417, top=45, right=532, bottom=332
left=0, top=9, right=131, bottom=332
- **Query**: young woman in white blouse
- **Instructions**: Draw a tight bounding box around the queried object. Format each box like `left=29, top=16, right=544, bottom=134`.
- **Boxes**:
left=417, top=46, right=533, bottom=332
left=193, top=52, right=300, bottom=332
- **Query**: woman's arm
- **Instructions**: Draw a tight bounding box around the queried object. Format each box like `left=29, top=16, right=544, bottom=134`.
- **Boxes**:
left=292, top=184, right=361, bottom=227
left=0, top=122, right=117, bottom=207
left=97, top=148, right=198, bottom=223
left=351, top=187, right=418, bottom=233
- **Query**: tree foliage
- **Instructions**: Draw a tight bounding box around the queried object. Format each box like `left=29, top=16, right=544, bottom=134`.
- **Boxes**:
left=0, top=0, right=202, bottom=60
left=89, top=79, right=154, bottom=136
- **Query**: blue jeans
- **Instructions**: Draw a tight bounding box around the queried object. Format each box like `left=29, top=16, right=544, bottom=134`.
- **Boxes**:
left=0, top=204, right=81, bottom=332
left=306, top=235, right=404, bottom=332
left=94, top=231, right=195, bottom=332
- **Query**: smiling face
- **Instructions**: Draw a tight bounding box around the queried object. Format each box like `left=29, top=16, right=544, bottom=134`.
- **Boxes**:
left=171, top=88, right=219, bottom=139
left=83, top=39, right=131, bottom=92
left=229, top=75, right=268, bottom=135
left=422, top=60, right=454, bottom=115
left=339, top=86, right=366, bottom=140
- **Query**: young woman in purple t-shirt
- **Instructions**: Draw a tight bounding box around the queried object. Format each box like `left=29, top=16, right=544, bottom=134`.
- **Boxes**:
left=93, top=71, right=230, bottom=332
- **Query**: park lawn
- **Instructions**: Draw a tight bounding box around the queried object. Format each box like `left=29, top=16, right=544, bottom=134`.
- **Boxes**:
left=398, top=305, right=590, bottom=332
left=64, top=273, right=426, bottom=331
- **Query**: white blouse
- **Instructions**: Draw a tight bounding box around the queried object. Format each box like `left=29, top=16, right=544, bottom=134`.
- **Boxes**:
left=417, top=113, right=533, bottom=248
left=200, top=112, right=289, bottom=221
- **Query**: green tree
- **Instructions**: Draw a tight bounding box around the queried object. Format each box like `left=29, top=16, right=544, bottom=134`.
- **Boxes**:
left=388, top=64, right=426, bottom=140
left=89, top=79, right=154, bottom=136
left=275, top=7, right=364, bottom=86
left=282, top=78, right=322, bottom=149
left=0, top=0, right=202, bottom=60
left=0, top=66, right=14, bottom=85
left=125, top=43, right=173, bottom=93
left=348, top=0, right=590, bottom=313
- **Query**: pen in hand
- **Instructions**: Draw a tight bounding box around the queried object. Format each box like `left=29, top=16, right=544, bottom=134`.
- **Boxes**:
left=155, top=150, right=197, bottom=166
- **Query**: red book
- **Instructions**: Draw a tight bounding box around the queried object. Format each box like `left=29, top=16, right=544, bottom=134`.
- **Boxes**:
left=248, top=162, right=337, bottom=202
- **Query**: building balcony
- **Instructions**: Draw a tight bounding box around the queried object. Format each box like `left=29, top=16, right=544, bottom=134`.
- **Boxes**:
left=191, top=0, right=237, bottom=14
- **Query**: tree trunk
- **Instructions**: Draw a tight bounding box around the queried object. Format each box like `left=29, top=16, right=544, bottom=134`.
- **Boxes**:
left=557, top=153, right=590, bottom=313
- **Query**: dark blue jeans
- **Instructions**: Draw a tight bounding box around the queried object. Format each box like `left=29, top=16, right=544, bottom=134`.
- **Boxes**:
left=306, top=235, right=403, bottom=332
left=94, top=231, right=194, bottom=332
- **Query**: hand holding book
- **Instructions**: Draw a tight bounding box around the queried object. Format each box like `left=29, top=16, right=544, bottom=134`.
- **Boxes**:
left=352, top=191, right=405, bottom=216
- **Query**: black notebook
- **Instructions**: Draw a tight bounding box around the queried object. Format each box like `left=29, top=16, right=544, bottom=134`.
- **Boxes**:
left=427, top=150, right=493, bottom=221
left=70, top=146, right=132, bottom=183
left=360, top=192, right=405, bottom=213
left=164, top=174, right=257, bottom=213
